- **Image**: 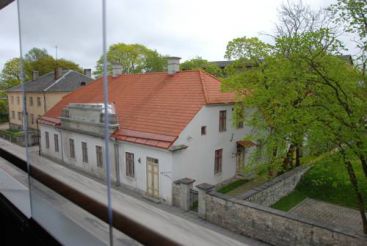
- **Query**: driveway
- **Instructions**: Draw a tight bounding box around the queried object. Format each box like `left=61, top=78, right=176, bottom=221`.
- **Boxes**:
left=289, top=198, right=365, bottom=234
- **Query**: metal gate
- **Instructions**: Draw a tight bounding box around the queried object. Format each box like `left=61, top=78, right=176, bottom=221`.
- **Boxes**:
left=189, top=189, right=198, bottom=211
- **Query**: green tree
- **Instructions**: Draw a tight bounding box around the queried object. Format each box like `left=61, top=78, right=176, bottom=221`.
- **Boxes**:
left=94, top=43, right=166, bottom=77
left=180, top=57, right=223, bottom=77
left=223, top=1, right=367, bottom=233
left=329, top=0, right=367, bottom=75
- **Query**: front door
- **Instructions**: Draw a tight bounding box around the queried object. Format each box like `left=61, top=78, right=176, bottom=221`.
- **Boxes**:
left=146, top=157, right=159, bottom=198
left=236, top=144, right=245, bottom=174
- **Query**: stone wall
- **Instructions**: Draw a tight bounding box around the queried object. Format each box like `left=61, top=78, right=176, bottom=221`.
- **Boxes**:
left=241, top=165, right=309, bottom=206
left=172, top=178, right=195, bottom=211
left=198, top=189, right=366, bottom=246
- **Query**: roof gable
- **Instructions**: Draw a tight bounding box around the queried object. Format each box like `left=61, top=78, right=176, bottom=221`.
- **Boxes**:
left=43, top=70, right=235, bottom=148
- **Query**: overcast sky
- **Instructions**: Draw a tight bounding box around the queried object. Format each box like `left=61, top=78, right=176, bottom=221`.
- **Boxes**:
left=0, top=0, right=337, bottom=72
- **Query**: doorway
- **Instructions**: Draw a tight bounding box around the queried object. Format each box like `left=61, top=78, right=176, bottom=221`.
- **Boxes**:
left=146, top=157, right=159, bottom=198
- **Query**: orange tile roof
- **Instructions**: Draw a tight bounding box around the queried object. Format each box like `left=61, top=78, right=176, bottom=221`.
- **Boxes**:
left=43, top=70, right=235, bottom=149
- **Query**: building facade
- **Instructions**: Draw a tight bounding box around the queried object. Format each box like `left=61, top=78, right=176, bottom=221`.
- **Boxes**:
left=7, top=68, right=92, bottom=130
left=39, top=59, right=257, bottom=204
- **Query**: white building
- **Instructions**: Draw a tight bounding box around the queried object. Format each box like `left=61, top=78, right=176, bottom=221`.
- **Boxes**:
left=39, top=58, right=256, bottom=204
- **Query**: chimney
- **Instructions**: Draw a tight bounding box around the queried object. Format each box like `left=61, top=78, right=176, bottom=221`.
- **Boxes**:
left=112, top=64, right=122, bottom=77
left=83, top=68, right=92, bottom=78
left=54, top=67, right=63, bottom=80
left=32, top=71, right=39, bottom=80
left=167, top=57, right=181, bottom=75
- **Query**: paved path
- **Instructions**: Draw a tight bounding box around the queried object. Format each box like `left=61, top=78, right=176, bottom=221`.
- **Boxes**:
left=0, top=138, right=265, bottom=246
left=289, top=198, right=364, bottom=234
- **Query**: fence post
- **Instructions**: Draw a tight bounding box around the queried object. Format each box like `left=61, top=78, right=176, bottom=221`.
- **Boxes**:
left=196, top=183, right=215, bottom=219
left=172, top=178, right=195, bottom=211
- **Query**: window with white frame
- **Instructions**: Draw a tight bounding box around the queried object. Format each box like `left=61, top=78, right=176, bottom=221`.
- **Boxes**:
left=82, top=142, right=88, bottom=163
left=54, top=134, right=59, bottom=152
left=214, top=149, right=223, bottom=174
left=96, top=146, right=103, bottom=168
left=126, top=152, right=135, bottom=177
left=69, top=138, right=75, bottom=159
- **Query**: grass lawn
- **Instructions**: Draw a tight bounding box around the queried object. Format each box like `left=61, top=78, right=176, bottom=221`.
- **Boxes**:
left=217, top=179, right=249, bottom=194
left=0, top=129, right=23, bottom=137
left=271, top=190, right=307, bottom=211
left=217, top=176, right=268, bottom=195
left=272, top=156, right=367, bottom=211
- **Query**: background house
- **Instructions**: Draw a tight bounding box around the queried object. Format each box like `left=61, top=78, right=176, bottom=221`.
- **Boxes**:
left=7, top=68, right=92, bottom=130
left=39, top=58, right=256, bottom=204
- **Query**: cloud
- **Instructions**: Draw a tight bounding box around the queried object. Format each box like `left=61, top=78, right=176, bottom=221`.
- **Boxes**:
left=0, top=0, right=342, bottom=72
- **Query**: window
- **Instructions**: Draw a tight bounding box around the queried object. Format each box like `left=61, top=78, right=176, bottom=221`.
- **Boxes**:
left=37, top=97, right=41, bottom=106
left=11, top=111, right=15, bottom=119
left=96, top=146, right=103, bottom=168
left=18, top=112, right=22, bottom=121
left=201, top=126, right=206, bottom=135
left=45, top=132, right=49, bottom=149
left=219, top=110, right=227, bottom=132
left=82, top=142, right=88, bottom=163
left=17, top=96, right=20, bottom=105
left=214, top=149, right=223, bottom=174
left=30, top=114, right=34, bottom=124
left=29, top=97, right=33, bottom=106
left=126, top=152, right=135, bottom=177
left=10, top=96, right=14, bottom=104
left=80, top=81, right=86, bottom=86
left=54, top=134, right=59, bottom=152
left=69, top=139, right=75, bottom=159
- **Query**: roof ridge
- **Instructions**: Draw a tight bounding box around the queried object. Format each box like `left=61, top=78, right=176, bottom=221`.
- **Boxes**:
left=198, top=70, right=209, bottom=104
left=43, top=70, right=72, bottom=92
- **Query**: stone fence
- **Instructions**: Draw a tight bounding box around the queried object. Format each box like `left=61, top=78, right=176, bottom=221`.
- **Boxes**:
left=196, top=184, right=366, bottom=246
left=172, top=178, right=195, bottom=211
left=240, top=165, right=309, bottom=206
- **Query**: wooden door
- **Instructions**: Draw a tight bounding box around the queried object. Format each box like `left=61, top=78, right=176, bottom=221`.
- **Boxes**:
left=236, top=145, right=245, bottom=174
left=146, top=157, right=159, bottom=198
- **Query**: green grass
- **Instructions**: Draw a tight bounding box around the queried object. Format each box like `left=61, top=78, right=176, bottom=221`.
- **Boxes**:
left=217, top=179, right=249, bottom=194
left=296, top=157, right=367, bottom=209
left=0, top=129, right=22, bottom=137
left=271, top=190, right=307, bottom=211
left=272, top=156, right=367, bottom=211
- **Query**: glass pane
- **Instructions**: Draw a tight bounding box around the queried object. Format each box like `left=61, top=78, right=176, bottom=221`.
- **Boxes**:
left=13, top=0, right=126, bottom=244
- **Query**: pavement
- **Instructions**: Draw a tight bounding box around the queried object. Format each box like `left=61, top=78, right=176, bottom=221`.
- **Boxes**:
left=0, top=137, right=266, bottom=246
left=289, top=198, right=365, bottom=234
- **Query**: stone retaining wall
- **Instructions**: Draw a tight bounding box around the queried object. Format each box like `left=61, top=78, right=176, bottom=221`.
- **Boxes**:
left=241, top=165, right=309, bottom=206
left=197, top=188, right=366, bottom=246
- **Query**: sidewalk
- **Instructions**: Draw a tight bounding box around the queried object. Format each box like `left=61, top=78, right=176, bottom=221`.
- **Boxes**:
left=0, top=138, right=266, bottom=246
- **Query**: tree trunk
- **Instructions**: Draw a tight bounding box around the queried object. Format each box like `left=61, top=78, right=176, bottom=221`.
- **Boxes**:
left=295, top=144, right=301, bottom=167
left=283, top=144, right=295, bottom=171
left=359, top=154, right=367, bottom=178
left=345, top=160, right=367, bottom=234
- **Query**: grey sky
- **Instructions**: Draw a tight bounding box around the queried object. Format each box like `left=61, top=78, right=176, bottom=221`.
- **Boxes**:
left=0, top=0, right=337, bottom=72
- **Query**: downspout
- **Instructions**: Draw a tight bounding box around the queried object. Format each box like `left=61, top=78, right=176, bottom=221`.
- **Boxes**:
left=43, top=92, right=47, bottom=114
left=114, top=138, right=121, bottom=186
left=59, top=127, right=64, bottom=163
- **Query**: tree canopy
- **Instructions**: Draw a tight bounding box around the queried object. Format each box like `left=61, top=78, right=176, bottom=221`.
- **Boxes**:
left=94, top=43, right=166, bottom=77
left=180, top=57, right=222, bottom=77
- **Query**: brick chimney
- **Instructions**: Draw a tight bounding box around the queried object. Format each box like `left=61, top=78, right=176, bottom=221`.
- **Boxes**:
left=83, top=68, right=92, bottom=78
left=54, top=67, right=63, bottom=80
left=112, top=64, right=122, bottom=77
left=167, top=57, right=181, bottom=75
left=32, top=71, right=39, bottom=80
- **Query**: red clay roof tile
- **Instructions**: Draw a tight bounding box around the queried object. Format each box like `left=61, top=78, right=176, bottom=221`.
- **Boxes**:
left=43, top=70, right=235, bottom=149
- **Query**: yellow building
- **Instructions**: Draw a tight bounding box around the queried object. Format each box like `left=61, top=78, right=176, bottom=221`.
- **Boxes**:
left=7, top=68, right=92, bottom=130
